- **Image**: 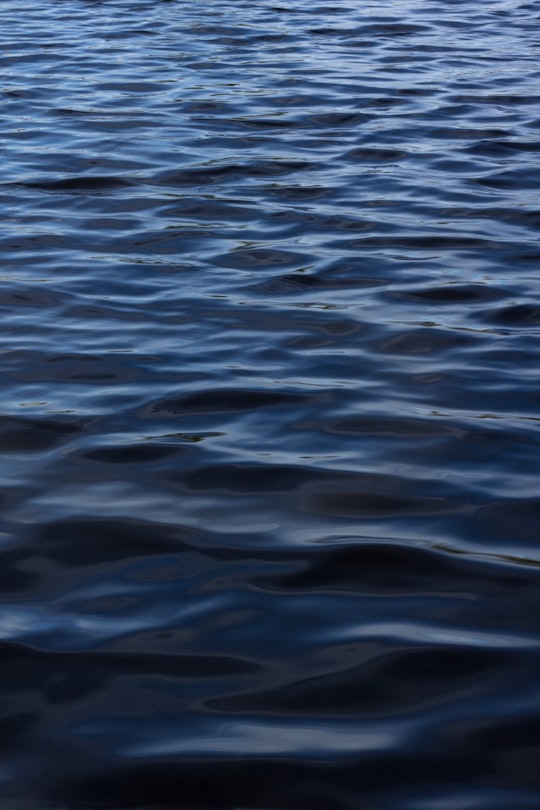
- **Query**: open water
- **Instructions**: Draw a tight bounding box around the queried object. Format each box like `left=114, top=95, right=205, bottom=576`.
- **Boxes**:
left=1, top=0, right=540, bottom=807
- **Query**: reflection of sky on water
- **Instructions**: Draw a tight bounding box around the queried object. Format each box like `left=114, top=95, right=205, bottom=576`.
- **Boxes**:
left=124, top=719, right=396, bottom=757
left=1, top=600, right=538, bottom=652
left=71, top=715, right=399, bottom=759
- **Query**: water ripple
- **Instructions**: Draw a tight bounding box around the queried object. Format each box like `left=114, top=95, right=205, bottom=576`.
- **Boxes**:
left=1, top=0, right=540, bottom=807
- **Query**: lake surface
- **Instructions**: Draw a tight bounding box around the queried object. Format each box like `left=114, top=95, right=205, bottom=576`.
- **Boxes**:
left=1, top=0, right=540, bottom=807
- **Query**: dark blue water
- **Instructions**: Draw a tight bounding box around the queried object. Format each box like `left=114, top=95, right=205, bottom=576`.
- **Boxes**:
left=1, top=0, right=540, bottom=807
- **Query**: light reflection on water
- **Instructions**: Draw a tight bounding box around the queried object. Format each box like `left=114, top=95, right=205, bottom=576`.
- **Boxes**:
left=1, top=0, right=540, bottom=807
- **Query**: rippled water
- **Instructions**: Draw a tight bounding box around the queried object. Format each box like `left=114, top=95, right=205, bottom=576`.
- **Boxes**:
left=2, top=0, right=540, bottom=807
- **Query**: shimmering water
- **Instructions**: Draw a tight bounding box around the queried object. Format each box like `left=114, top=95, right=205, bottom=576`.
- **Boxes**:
left=1, top=0, right=540, bottom=807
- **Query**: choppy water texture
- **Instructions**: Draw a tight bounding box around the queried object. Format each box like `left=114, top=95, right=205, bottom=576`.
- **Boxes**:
left=1, top=0, right=540, bottom=807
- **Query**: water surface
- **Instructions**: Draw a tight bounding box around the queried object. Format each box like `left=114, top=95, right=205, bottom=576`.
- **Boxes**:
left=1, top=0, right=540, bottom=807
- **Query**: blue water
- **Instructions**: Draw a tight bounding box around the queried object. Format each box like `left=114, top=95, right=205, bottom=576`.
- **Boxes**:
left=1, top=0, right=540, bottom=807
